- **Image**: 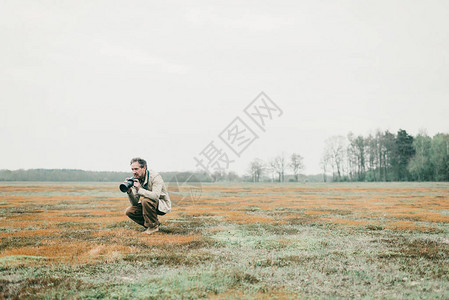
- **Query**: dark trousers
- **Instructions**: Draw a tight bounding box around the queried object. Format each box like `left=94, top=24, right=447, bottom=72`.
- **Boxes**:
left=125, top=198, right=165, bottom=229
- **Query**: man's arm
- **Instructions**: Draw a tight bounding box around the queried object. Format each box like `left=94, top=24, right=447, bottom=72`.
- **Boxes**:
left=136, top=174, right=165, bottom=200
left=127, top=188, right=139, bottom=206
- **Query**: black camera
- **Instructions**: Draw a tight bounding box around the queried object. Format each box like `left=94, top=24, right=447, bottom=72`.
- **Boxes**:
left=119, top=177, right=136, bottom=193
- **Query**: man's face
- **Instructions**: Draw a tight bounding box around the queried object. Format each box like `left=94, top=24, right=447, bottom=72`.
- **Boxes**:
left=131, top=162, right=146, bottom=179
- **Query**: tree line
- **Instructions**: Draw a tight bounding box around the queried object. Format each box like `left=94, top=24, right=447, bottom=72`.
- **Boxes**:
left=0, top=165, right=320, bottom=183
left=1, top=129, right=447, bottom=183
left=320, top=129, right=449, bottom=182
left=0, top=169, right=213, bottom=182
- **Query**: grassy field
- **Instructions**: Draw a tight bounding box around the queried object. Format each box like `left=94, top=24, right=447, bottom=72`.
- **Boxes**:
left=0, top=181, right=448, bottom=299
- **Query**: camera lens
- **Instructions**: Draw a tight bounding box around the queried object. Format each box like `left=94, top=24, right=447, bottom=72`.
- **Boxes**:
left=119, top=179, right=134, bottom=193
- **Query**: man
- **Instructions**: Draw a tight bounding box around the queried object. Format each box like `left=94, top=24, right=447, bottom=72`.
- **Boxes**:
left=124, top=157, right=171, bottom=234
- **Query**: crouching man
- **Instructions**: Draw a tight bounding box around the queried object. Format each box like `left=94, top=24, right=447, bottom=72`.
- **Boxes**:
left=124, top=157, right=171, bottom=234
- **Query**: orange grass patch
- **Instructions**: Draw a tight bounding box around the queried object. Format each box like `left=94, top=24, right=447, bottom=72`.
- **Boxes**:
left=0, top=185, right=116, bottom=193
left=389, top=212, right=449, bottom=223
left=224, top=213, right=275, bottom=224
left=0, top=241, right=132, bottom=264
left=1, top=195, right=93, bottom=203
left=0, top=228, right=59, bottom=238
left=305, top=210, right=332, bottom=216
left=386, top=221, right=437, bottom=232
left=206, top=226, right=228, bottom=233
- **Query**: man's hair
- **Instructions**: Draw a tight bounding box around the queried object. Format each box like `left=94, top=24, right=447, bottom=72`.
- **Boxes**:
left=130, top=157, right=147, bottom=168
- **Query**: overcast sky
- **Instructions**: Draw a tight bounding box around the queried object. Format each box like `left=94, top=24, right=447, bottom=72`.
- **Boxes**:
left=1, top=1, right=448, bottom=175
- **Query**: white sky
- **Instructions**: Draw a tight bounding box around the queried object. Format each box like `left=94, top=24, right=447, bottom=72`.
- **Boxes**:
left=1, top=1, right=448, bottom=175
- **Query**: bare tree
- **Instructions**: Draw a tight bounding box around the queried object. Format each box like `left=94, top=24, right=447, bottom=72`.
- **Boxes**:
left=290, top=153, right=304, bottom=182
left=265, top=165, right=276, bottom=182
left=248, top=158, right=265, bottom=182
left=270, top=153, right=287, bottom=182
left=322, top=136, right=347, bottom=181
left=320, top=152, right=331, bottom=182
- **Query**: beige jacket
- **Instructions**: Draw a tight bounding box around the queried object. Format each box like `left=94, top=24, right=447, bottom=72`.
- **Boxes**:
left=127, top=169, right=171, bottom=213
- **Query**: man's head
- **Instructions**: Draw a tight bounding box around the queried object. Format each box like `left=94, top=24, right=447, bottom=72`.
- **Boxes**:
left=130, top=157, right=147, bottom=179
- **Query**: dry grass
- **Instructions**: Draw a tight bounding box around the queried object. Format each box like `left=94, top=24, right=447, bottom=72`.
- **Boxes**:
left=0, top=182, right=448, bottom=298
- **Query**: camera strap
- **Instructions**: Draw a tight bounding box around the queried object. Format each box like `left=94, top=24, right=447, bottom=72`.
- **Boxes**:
left=142, top=170, right=150, bottom=190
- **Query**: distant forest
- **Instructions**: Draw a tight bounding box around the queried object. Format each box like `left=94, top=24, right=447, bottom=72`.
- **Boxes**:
left=320, top=130, right=449, bottom=182
left=242, top=129, right=449, bottom=183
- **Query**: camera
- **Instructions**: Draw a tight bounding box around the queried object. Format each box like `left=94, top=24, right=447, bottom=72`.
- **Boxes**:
left=119, top=177, right=136, bottom=193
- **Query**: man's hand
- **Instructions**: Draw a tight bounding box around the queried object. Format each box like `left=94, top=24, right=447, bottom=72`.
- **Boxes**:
left=133, top=179, right=141, bottom=191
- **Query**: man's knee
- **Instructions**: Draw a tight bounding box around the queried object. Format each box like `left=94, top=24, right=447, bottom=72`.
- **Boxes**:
left=141, top=197, right=156, bottom=207
left=125, top=206, right=133, bottom=216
